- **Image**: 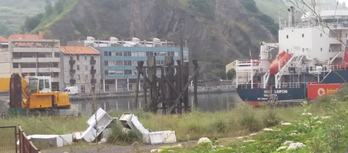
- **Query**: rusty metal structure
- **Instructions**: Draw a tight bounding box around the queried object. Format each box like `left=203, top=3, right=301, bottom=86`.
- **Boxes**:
left=0, top=126, right=40, bottom=153
left=135, top=56, right=199, bottom=114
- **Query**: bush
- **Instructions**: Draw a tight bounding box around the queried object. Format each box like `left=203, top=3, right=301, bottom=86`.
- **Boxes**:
left=262, top=109, right=280, bottom=127
left=238, top=105, right=262, bottom=132
left=108, top=123, right=139, bottom=145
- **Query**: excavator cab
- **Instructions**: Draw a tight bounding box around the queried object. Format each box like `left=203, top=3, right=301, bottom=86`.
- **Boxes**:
left=27, top=76, right=52, bottom=94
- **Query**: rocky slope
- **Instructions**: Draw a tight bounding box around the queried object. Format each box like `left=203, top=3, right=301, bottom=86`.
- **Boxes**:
left=38, top=0, right=279, bottom=79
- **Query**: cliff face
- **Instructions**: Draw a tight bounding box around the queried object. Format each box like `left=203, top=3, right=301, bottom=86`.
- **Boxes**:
left=44, top=0, right=277, bottom=78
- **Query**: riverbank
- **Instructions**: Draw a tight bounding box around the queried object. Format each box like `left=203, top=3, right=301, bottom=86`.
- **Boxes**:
left=70, top=85, right=235, bottom=100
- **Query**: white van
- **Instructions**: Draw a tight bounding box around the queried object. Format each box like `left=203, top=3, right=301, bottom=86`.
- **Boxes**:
left=64, top=86, right=79, bottom=95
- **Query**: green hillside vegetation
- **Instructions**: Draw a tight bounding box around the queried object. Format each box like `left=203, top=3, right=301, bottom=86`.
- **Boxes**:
left=0, top=0, right=47, bottom=35
left=23, top=0, right=79, bottom=33
left=254, top=0, right=288, bottom=22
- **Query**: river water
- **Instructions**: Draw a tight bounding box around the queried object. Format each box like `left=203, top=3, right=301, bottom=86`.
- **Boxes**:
left=70, top=92, right=242, bottom=116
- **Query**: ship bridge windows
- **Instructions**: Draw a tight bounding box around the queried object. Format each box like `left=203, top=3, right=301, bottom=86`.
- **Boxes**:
left=329, top=44, right=342, bottom=52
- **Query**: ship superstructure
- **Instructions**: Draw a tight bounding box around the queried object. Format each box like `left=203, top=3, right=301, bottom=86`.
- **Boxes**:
left=236, top=3, right=348, bottom=103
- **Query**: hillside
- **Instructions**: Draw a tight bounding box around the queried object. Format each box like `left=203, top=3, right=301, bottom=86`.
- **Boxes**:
left=0, top=0, right=48, bottom=35
left=24, top=0, right=278, bottom=79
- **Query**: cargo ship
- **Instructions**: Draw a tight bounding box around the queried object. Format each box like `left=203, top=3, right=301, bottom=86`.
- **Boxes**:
left=235, top=4, right=348, bottom=104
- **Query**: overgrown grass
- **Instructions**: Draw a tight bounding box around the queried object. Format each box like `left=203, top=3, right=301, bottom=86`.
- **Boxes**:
left=0, top=116, right=87, bottom=135
left=158, top=87, right=348, bottom=153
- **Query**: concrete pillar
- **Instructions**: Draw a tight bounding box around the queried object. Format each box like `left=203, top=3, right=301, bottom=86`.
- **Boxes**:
left=103, top=79, right=106, bottom=93
left=127, top=78, right=130, bottom=91
left=115, top=79, right=118, bottom=93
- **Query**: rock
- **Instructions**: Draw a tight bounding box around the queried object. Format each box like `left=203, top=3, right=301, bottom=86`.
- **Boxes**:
left=197, top=137, right=212, bottom=145
left=243, top=139, right=255, bottom=143
left=287, top=142, right=305, bottom=150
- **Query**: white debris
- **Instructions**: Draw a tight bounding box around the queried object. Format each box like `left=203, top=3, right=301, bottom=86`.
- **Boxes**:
left=197, top=137, right=212, bottom=145
left=301, top=112, right=312, bottom=116
left=119, top=113, right=177, bottom=144
left=283, top=141, right=294, bottom=146
left=237, top=136, right=244, bottom=139
left=249, top=133, right=258, bottom=136
left=81, top=108, right=114, bottom=142
left=263, top=128, right=274, bottom=131
left=28, top=134, right=73, bottom=148
left=276, top=146, right=287, bottom=151
left=281, top=122, right=292, bottom=126
left=289, top=132, right=298, bottom=136
left=287, top=142, right=306, bottom=150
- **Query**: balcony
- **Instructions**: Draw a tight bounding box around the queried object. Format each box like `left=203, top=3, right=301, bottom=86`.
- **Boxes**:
left=69, top=79, right=76, bottom=85
left=69, top=59, right=75, bottom=65
left=91, top=79, right=97, bottom=84
left=90, top=58, right=96, bottom=65
left=90, top=68, right=96, bottom=75
left=70, top=69, right=76, bottom=75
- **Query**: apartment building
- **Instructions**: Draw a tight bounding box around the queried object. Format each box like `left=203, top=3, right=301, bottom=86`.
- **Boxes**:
left=7, top=34, right=62, bottom=91
left=60, top=46, right=101, bottom=94
left=0, top=37, right=11, bottom=77
left=71, top=36, right=189, bottom=92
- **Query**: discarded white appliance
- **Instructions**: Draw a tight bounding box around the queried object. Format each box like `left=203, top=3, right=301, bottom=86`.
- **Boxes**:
left=119, top=113, right=177, bottom=144
left=28, top=134, right=73, bottom=148
left=80, top=108, right=114, bottom=142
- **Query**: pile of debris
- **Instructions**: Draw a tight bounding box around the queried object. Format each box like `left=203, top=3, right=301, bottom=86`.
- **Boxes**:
left=119, top=113, right=176, bottom=144
left=28, top=108, right=176, bottom=148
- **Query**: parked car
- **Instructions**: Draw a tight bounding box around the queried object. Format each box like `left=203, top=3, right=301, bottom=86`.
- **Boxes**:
left=64, top=86, right=79, bottom=95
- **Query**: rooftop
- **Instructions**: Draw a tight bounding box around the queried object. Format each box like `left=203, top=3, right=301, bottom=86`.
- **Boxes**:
left=8, top=34, right=43, bottom=40
left=60, top=46, right=100, bottom=55
left=0, top=36, right=7, bottom=43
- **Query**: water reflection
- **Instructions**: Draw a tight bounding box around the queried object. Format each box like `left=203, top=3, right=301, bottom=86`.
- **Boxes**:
left=71, top=92, right=242, bottom=116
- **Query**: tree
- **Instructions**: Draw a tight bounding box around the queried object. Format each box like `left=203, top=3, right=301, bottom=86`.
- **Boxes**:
left=226, top=69, right=236, bottom=80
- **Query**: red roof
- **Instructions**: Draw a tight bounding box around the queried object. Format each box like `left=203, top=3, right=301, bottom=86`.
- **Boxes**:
left=0, top=36, right=7, bottom=42
left=60, top=46, right=100, bottom=55
left=8, top=34, right=43, bottom=40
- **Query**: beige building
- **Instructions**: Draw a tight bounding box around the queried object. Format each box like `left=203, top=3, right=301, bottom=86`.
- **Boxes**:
left=0, top=37, right=11, bottom=77
left=7, top=34, right=61, bottom=90
left=60, top=46, right=101, bottom=94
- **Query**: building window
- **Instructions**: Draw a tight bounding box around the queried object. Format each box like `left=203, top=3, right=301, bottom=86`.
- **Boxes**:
left=85, top=56, right=87, bottom=60
left=116, top=52, right=122, bottom=56
left=81, top=85, right=85, bottom=93
left=321, top=48, right=323, bottom=52
left=77, top=55, right=80, bottom=60
left=124, top=52, right=131, bottom=56
left=78, top=75, right=81, bottom=80
left=85, top=65, right=88, bottom=70
left=302, top=34, right=304, bottom=38
left=54, top=52, right=60, bottom=57
left=104, top=61, right=108, bottom=66
left=125, top=70, right=132, bottom=75
left=77, top=65, right=80, bottom=70
left=286, top=35, right=289, bottom=39
left=109, top=52, right=111, bottom=56
left=146, top=52, right=153, bottom=56
left=104, top=52, right=108, bottom=56
left=124, top=61, right=131, bottom=65
left=13, top=63, right=19, bottom=68
left=320, top=33, right=323, bottom=37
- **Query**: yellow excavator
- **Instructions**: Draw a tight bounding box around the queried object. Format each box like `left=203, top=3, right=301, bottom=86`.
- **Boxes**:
left=0, top=73, right=70, bottom=110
